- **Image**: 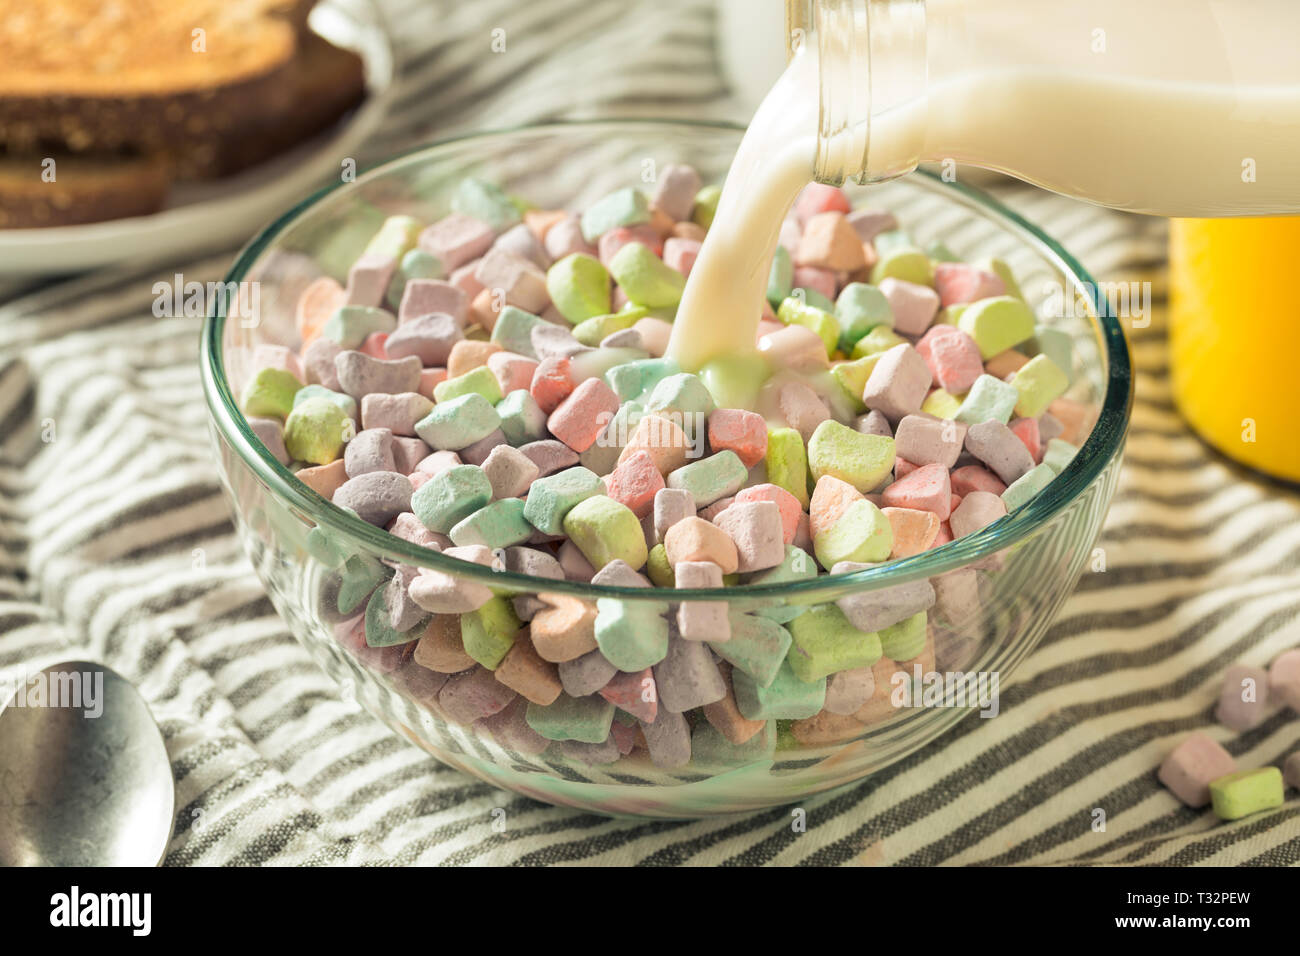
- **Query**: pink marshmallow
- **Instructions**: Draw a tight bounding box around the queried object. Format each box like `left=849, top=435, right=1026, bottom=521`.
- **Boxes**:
left=916, top=325, right=984, bottom=394
left=547, top=378, right=621, bottom=453
left=882, top=462, right=952, bottom=520
left=879, top=277, right=940, bottom=337
left=933, top=262, right=1006, bottom=308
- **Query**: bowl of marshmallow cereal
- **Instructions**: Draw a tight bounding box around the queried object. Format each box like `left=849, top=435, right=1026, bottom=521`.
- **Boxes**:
left=201, top=120, right=1132, bottom=817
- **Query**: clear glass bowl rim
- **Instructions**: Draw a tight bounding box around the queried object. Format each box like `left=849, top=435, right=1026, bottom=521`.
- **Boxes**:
left=200, top=118, right=1133, bottom=603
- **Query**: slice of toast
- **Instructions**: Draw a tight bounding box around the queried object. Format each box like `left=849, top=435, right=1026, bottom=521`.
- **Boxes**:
left=0, top=151, right=172, bottom=228
left=0, top=0, right=304, bottom=155
left=173, top=30, right=367, bottom=179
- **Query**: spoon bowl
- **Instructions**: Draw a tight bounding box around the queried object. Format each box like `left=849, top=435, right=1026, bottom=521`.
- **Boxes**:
left=0, top=661, right=174, bottom=866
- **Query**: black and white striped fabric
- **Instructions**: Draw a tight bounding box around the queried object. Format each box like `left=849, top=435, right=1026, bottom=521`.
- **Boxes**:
left=2, top=0, right=1298, bottom=866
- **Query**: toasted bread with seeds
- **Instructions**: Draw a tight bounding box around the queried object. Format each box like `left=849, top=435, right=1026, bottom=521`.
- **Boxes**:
left=0, top=0, right=305, bottom=156
left=0, top=150, right=172, bottom=228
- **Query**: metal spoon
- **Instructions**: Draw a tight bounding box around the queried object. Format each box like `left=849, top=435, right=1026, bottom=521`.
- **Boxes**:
left=0, top=661, right=174, bottom=866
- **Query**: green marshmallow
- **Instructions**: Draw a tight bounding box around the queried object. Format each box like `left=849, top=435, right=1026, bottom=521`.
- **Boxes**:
left=364, top=585, right=426, bottom=648
left=293, top=384, right=358, bottom=421
left=777, top=297, right=838, bottom=356
left=305, top=525, right=347, bottom=569
left=870, top=247, right=934, bottom=287
left=490, top=305, right=544, bottom=359
left=850, top=324, right=907, bottom=360
left=461, top=595, right=522, bottom=669
left=1042, top=438, right=1078, bottom=474
left=337, top=554, right=388, bottom=616
left=606, top=357, right=680, bottom=404
left=321, top=305, right=397, bottom=350
left=666, top=451, right=748, bottom=508
left=647, top=544, right=675, bottom=587
left=1209, top=767, right=1284, bottom=821
left=411, top=464, right=492, bottom=534
left=799, top=288, right=837, bottom=314
left=954, top=374, right=1020, bottom=425
left=1031, top=324, right=1074, bottom=382
left=813, top=498, right=893, bottom=568
left=451, top=177, right=521, bottom=231
left=922, top=388, right=963, bottom=420
left=691, top=719, right=776, bottom=770
left=364, top=214, right=423, bottom=262
left=713, top=612, right=793, bottom=688
left=563, top=495, right=648, bottom=570
left=830, top=354, right=884, bottom=413
left=414, top=393, right=500, bottom=450
left=807, top=419, right=895, bottom=492
left=925, top=240, right=960, bottom=263
left=767, top=245, right=794, bottom=305
left=788, top=604, right=882, bottom=682
left=957, top=295, right=1036, bottom=359
left=242, top=367, right=303, bottom=419
left=547, top=253, right=612, bottom=324
left=610, top=241, right=685, bottom=308
left=835, top=282, right=893, bottom=350
left=526, top=693, right=616, bottom=743
left=573, top=310, right=635, bottom=347
left=387, top=248, right=444, bottom=310
left=595, top=597, right=670, bottom=671
left=581, top=187, right=651, bottom=243
left=691, top=184, right=721, bottom=229
left=523, top=466, right=603, bottom=535
left=978, top=256, right=1024, bottom=301
left=1011, top=353, right=1070, bottom=418
left=873, top=230, right=913, bottom=256
left=1001, top=462, right=1056, bottom=512
left=733, top=658, right=826, bottom=721
left=580, top=400, right=643, bottom=476
left=646, top=371, right=717, bottom=418
left=283, top=396, right=350, bottom=465
left=496, top=390, right=548, bottom=445
left=747, top=546, right=818, bottom=623
left=765, top=427, right=810, bottom=509
left=698, top=353, right=769, bottom=412
left=449, top=498, right=533, bottom=549
left=879, top=610, right=927, bottom=661
left=434, top=365, right=503, bottom=405
left=940, top=303, right=969, bottom=326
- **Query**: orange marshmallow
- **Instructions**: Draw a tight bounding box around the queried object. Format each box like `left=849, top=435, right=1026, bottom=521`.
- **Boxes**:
left=413, top=615, right=476, bottom=674
left=530, top=594, right=599, bottom=662
left=446, top=339, right=501, bottom=378
left=663, top=516, right=740, bottom=575
left=296, top=276, right=346, bottom=346
left=882, top=506, right=941, bottom=558
left=809, top=474, right=864, bottom=540
left=619, top=414, right=691, bottom=476
left=796, top=212, right=868, bottom=272
left=494, top=634, right=563, bottom=705
left=985, top=349, right=1030, bottom=379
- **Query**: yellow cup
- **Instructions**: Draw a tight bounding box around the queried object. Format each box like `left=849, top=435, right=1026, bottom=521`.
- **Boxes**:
left=1169, top=217, right=1300, bottom=482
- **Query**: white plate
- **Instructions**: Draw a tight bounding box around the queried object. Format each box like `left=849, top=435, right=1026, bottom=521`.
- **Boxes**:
left=0, top=0, right=395, bottom=277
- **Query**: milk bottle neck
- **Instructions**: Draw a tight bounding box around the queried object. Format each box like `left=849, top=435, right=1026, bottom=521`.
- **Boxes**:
left=792, top=0, right=1300, bottom=216
left=792, top=0, right=927, bottom=186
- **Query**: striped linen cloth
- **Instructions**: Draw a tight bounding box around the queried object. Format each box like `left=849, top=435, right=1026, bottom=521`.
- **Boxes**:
left=1, top=0, right=1298, bottom=866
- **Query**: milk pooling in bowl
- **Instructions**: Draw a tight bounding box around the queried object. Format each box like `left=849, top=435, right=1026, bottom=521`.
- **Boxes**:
left=670, top=0, right=1300, bottom=373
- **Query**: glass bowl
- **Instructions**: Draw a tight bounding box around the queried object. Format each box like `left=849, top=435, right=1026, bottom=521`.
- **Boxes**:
left=200, top=120, right=1132, bottom=817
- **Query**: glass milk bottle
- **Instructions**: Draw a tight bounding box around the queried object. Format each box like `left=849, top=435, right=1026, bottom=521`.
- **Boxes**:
left=792, top=0, right=1300, bottom=216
